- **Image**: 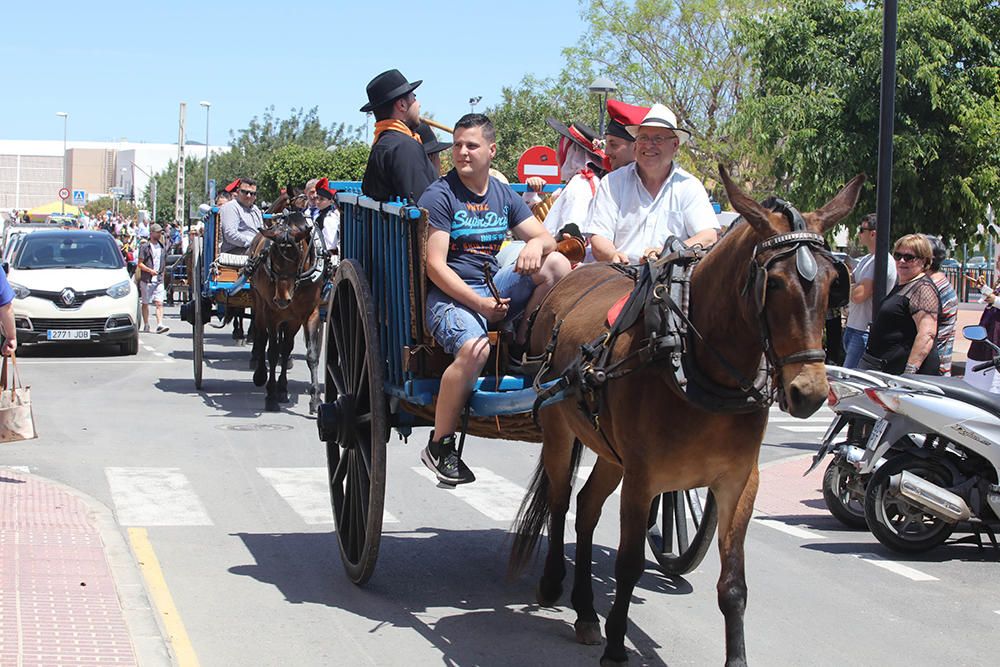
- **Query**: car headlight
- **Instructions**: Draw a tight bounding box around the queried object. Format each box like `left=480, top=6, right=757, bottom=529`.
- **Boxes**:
left=9, top=282, right=30, bottom=299
left=106, top=280, right=132, bottom=299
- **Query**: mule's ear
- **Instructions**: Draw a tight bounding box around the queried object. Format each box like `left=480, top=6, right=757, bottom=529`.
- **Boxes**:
left=808, top=174, right=867, bottom=233
left=260, top=225, right=278, bottom=238
left=718, top=164, right=780, bottom=238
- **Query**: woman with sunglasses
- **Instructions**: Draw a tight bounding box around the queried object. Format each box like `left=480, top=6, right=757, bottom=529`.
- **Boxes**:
left=860, top=234, right=941, bottom=375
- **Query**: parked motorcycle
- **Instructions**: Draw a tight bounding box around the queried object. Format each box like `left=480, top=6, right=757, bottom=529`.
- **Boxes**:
left=858, top=325, right=1000, bottom=554
left=807, top=366, right=890, bottom=528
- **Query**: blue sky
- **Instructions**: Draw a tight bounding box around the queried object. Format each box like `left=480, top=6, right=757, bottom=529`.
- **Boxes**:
left=5, top=0, right=586, bottom=145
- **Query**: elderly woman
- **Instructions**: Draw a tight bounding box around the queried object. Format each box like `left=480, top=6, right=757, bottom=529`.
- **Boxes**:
left=860, top=234, right=941, bottom=375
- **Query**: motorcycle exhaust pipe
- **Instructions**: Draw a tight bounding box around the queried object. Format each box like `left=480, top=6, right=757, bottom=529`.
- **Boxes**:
left=888, top=471, right=971, bottom=523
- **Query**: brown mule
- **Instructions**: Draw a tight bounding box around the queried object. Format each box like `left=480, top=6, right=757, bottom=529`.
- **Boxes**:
left=510, top=166, right=865, bottom=666
left=249, top=211, right=325, bottom=413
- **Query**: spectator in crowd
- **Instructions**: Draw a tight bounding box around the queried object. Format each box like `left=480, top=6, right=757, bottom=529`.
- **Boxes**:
left=417, top=113, right=570, bottom=485
left=219, top=178, right=262, bottom=255
left=136, top=223, right=170, bottom=334
left=842, top=214, right=897, bottom=368
left=361, top=69, right=437, bottom=202
left=0, top=253, right=16, bottom=356
left=924, top=235, right=958, bottom=375
left=860, top=234, right=940, bottom=375
left=965, top=250, right=1000, bottom=393
left=585, top=104, right=719, bottom=264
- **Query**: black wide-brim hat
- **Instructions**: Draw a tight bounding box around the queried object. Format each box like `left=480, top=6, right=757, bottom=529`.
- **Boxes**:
left=545, top=117, right=604, bottom=164
left=360, top=69, right=422, bottom=113
left=417, top=122, right=452, bottom=156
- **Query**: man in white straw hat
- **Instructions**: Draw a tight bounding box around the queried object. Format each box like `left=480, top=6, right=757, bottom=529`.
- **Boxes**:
left=584, top=103, right=719, bottom=264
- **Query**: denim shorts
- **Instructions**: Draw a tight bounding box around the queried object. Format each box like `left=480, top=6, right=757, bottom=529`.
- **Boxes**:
left=426, top=264, right=536, bottom=355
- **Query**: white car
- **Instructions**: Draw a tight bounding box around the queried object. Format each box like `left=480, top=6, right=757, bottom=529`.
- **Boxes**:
left=7, top=229, right=140, bottom=354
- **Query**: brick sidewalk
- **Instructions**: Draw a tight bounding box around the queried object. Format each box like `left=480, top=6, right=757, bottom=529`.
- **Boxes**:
left=0, top=469, right=141, bottom=666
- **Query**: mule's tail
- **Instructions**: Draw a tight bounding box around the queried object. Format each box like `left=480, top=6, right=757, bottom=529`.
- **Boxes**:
left=508, top=439, right=583, bottom=577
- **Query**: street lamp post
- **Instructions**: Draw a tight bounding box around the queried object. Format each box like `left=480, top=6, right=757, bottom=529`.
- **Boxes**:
left=588, top=77, right=617, bottom=135
left=56, top=112, right=68, bottom=214
left=469, top=96, right=482, bottom=114
left=131, top=163, right=157, bottom=223
left=199, top=101, right=211, bottom=201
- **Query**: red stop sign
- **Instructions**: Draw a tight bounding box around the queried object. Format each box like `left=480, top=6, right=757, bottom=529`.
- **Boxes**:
left=517, top=146, right=560, bottom=184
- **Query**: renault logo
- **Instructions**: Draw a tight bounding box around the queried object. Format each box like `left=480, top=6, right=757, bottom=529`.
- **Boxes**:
left=60, top=288, right=76, bottom=306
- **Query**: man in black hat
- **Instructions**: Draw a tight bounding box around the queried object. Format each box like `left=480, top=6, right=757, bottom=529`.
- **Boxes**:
left=360, top=69, right=437, bottom=202
left=417, top=121, right=452, bottom=176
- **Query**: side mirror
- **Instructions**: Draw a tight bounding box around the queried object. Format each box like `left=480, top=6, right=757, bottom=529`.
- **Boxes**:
left=1, top=262, right=7, bottom=273
left=963, top=325, right=988, bottom=342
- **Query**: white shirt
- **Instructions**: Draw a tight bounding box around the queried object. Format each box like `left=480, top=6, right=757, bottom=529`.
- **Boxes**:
left=583, top=162, right=719, bottom=264
left=541, top=171, right=599, bottom=237
left=845, top=252, right=897, bottom=330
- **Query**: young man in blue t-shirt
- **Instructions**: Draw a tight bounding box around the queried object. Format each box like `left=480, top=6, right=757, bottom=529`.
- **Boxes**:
left=418, top=114, right=571, bottom=484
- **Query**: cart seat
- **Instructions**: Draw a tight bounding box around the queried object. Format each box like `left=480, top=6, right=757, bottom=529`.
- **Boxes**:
left=218, top=253, right=249, bottom=268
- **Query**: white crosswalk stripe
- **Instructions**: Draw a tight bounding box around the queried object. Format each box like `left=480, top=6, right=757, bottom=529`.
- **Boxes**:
left=106, top=467, right=213, bottom=526
left=410, top=466, right=528, bottom=522
left=258, top=467, right=398, bottom=524
left=768, top=406, right=834, bottom=436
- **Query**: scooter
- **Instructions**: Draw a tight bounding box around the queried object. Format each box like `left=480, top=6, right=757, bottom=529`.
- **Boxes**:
left=858, top=325, right=1000, bottom=554
left=806, top=366, right=890, bottom=528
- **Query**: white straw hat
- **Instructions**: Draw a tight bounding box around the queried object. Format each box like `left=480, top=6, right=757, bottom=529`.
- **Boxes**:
left=626, top=103, right=691, bottom=145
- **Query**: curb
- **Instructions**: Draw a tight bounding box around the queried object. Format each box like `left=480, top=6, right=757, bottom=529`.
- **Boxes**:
left=1, top=467, right=174, bottom=667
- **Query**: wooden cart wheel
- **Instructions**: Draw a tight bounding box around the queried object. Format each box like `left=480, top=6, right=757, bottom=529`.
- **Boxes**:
left=317, top=259, right=387, bottom=585
left=192, top=247, right=204, bottom=390
left=646, top=488, right=718, bottom=575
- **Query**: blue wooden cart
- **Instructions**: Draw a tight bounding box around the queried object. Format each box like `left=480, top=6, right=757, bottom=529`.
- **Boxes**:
left=313, top=183, right=717, bottom=585
left=187, top=207, right=263, bottom=389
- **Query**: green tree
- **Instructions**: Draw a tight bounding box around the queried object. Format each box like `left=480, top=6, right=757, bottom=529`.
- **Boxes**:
left=84, top=197, right=137, bottom=219
left=735, top=0, right=1000, bottom=242
left=485, top=73, right=600, bottom=180
left=259, top=142, right=371, bottom=196
left=565, top=0, right=779, bottom=182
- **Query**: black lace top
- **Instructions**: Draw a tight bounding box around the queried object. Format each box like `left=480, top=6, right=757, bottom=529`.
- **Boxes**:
left=866, top=274, right=941, bottom=375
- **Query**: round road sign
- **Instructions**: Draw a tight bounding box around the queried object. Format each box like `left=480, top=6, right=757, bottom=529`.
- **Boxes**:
left=517, top=146, right=560, bottom=185
left=58, top=188, right=70, bottom=200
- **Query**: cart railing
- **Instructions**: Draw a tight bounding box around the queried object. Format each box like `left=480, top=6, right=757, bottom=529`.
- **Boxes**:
left=336, top=188, right=420, bottom=390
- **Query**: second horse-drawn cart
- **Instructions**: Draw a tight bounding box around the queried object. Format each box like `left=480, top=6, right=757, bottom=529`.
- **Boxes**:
left=315, top=186, right=718, bottom=585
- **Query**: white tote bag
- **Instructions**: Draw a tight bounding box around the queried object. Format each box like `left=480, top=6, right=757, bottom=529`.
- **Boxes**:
left=0, top=352, right=36, bottom=443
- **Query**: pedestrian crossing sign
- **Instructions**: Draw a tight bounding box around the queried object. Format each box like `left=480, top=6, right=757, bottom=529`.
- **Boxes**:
left=72, top=190, right=86, bottom=206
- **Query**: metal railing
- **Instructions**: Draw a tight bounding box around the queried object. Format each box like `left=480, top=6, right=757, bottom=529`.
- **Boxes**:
left=942, top=267, right=994, bottom=302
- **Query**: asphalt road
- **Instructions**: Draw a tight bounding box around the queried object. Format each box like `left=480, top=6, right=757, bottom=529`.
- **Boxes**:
left=2, top=305, right=998, bottom=666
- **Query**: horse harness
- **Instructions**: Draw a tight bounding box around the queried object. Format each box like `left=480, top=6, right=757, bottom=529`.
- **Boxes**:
left=241, top=216, right=329, bottom=290
left=530, top=200, right=850, bottom=461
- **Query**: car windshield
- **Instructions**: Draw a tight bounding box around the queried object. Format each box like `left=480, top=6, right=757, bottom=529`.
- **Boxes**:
left=14, top=235, right=123, bottom=270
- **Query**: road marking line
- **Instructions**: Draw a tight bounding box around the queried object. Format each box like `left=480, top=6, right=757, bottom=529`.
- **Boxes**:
left=775, top=424, right=827, bottom=433
left=853, top=552, right=938, bottom=581
left=142, top=344, right=155, bottom=351
left=411, top=466, right=527, bottom=522
left=107, top=468, right=213, bottom=526
left=994, top=610, right=1000, bottom=616
left=258, top=467, right=398, bottom=524
left=15, top=359, right=174, bottom=365
left=6, top=465, right=30, bottom=473
left=128, top=528, right=200, bottom=667
left=753, top=517, right=827, bottom=540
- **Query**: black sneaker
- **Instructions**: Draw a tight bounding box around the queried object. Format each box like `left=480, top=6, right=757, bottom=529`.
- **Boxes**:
left=420, top=433, right=476, bottom=485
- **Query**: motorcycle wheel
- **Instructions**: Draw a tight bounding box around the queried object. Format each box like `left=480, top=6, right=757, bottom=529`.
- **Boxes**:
left=821, top=459, right=869, bottom=529
left=864, top=454, right=956, bottom=554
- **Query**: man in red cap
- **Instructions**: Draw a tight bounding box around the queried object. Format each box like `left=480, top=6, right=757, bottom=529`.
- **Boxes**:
left=313, top=178, right=339, bottom=255
left=360, top=69, right=437, bottom=203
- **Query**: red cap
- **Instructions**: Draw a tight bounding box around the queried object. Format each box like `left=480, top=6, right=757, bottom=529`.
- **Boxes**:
left=224, top=179, right=241, bottom=193
left=316, top=177, right=337, bottom=200
left=606, top=99, right=649, bottom=126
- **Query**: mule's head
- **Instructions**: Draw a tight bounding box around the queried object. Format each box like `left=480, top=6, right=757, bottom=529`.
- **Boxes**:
left=260, top=211, right=309, bottom=309
left=720, top=166, right=865, bottom=417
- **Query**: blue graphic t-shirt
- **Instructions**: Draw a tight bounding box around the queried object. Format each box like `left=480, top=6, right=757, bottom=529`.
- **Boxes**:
left=419, top=170, right=533, bottom=282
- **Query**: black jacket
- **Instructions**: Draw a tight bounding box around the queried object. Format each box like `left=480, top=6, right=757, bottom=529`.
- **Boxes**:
left=362, top=130, right=437, bottom=203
